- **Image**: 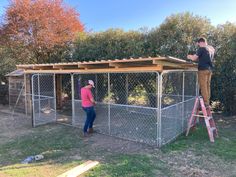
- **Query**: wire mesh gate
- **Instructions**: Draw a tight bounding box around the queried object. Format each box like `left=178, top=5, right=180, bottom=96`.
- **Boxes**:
left=32, top=74, right=56, bottom=127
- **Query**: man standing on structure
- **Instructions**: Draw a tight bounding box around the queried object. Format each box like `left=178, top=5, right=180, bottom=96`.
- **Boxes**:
left=187, top=37, right=215, bottom=108
left=81, top=80, right=96, bottom=137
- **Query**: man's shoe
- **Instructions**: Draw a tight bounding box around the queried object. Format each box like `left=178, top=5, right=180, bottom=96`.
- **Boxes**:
left=88, top=128, right=94, bottom=134
left=83, top=132, right=89, bottom=137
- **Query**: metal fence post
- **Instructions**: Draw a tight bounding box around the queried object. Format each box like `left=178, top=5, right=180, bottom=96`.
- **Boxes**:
left=24, top=73, right=28, bottom=116
left=31, top=75, right=35, bottom=127
left=37, top=74, right=41, bottom=120
left=182, top=72, right=185, bottom=132
left=71, top=73, right=75, bottom=125
left=108, top=73, right=111, bottom=134
left=156, top=72, right=159, bottom=147
left=158, top=73, right=163, bottom=147
left=53, top=74, right=57, bottom=122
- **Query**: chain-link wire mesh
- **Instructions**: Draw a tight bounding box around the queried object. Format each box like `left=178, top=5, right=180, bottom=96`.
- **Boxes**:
left=160, top=71, right=197, bottom=146
left=56, top=74, right=73, bottom=124
left=184, top=71, right=197, bottom=100
left=8, top=76, right=25, bottom=113
left=73, top=73, right=109, bottom=134
left=73, top=72, right=158, bottom=145
left=27, top=70, right=197, bottom=147
left=110, top=104, right=158, bottom=145
left=32, top=74, right=56, bottom=126
left=161, top=72, right=183, bottom=108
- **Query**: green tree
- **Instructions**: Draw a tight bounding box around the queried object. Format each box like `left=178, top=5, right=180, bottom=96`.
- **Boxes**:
left=1, top=0, right=83, bottom=64
left=211, top=23, right=236, bottom=115
left=74, top=29, right=145, bottom=61
left=147, top=12, right=214, bottom=59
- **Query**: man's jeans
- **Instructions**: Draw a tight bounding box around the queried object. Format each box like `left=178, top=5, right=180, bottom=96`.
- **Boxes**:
left=82, top=106, right=96, bottom=133
left=198, top=70, right=212, bottom=106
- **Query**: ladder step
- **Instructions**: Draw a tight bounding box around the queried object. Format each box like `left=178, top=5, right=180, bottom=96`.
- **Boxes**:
left=186, top=96, right=218, bottom=143
left=210, top=127, right=216, bottom=131
left=193, top=114, right=207, bottom=118
left=193, top=114, right=212, bottom=119
left=206, top=116, right=213, bottom=120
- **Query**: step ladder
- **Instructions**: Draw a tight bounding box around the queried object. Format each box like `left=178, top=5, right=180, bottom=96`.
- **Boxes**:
left=186, top=96, right=218, bottom=142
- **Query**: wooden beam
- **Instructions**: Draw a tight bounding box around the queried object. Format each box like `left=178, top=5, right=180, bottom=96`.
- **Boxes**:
left=53, top=65, right=79, bottom=69
left=78, top=63, right=109, bottom=69
left=33, top=65, right=54, bottom=70
left=24, top=65, right=163, bottom=74
left=56, top=75, right=62, bottom=109
left=109, top=63, right=123, bottom=68
left=153, top=60, right=184, bottom=68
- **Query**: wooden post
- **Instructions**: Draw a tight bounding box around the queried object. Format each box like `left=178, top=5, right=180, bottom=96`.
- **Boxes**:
left=56, top=74, right=62, bottom=109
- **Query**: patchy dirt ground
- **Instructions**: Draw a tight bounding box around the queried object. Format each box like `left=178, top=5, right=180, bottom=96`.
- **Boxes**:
left=0, top=105, right=34, bottom=145
left=0, top=105, right=236, bottom=177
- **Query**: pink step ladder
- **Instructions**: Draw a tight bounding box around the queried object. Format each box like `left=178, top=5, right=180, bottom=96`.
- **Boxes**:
left=186, top=96, right=218, bottom=142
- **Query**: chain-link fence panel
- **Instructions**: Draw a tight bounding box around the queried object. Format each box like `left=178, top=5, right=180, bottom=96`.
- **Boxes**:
left=73, top=72, right=158, bottom=145
left=56, top=74, right=73, bottom=124
left=32, top=74, right=56, bottom=126
left=109, top=72, right=158, bottom=145
left=110, top=104, right=158, bottom=145
left=110, top=73, right=157, bottom=107
left=74, top=100, right=109, bottom=134
left=73, top=73, right=109, bottom=134
left=161, top=103, right=183, bottom=145
left=8, top=76, right=25, bottom=113
left=183, top=98, right=196, bottom=131
left=184, top=71, right=197, bottom=100
left=160, top=71, right=197, bottom=146
left=161, top=72, right=183, bottom=108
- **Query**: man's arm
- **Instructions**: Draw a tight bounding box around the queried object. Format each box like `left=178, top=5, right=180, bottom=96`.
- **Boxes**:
left=88, top=91, right=96, bottom=105
left=187, top=54, right=198, bottom=61
left=90, top=97, right=96, bottom=105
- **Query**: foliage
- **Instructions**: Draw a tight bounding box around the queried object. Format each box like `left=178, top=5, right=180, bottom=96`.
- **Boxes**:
left=74, top=29, right=146, bottom=61
left=147, top=12, right=214, bottom=59
left=211, top=23, right=236, bottom=115
left=73, top=13, right=235, bottom=115
left=1, top=7, right=235, bottom=114
left=0, top=0, right=84, bottom=64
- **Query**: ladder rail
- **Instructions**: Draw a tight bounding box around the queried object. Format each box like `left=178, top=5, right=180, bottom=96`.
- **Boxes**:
left=186, top=96, right=218, bottom=142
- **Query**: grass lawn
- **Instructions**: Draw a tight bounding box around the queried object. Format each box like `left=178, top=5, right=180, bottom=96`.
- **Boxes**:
left=0, top=113, right=235, bottom=177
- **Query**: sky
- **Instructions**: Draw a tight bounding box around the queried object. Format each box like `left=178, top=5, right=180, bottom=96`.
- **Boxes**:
left=0, top=0, right=236, bottom=32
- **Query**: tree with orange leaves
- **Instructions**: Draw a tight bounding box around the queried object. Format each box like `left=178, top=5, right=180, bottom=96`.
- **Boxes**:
left=1, top=0, right=84, bottom=63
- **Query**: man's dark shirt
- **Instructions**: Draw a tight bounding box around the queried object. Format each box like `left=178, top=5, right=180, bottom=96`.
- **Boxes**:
left=196, top=47, right=214, bottom=70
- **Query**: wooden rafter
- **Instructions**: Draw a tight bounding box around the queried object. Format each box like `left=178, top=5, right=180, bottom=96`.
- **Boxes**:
left=16, top=56, right=197, bottom=74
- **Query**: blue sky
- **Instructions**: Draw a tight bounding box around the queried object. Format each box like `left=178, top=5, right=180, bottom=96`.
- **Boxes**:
left=1, top=0, right=236, bottom=32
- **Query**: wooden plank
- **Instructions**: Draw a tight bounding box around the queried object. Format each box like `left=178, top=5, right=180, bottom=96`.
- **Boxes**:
left=56, top=75, right=62, bottom=109
left=153, top=60, right=185, bottom=68
left=33, top=66, right=54, bottom=70
left=53, top=65, right=79, bottom=69
left=78, top=63, right=110, bottom=69
left=166, top=56, right=188, bottom=63
left=57, top=160, right=99, bottom=177
left=17, top=56, right=197, bottom=72
left=24, top=65, right=163, bottom=74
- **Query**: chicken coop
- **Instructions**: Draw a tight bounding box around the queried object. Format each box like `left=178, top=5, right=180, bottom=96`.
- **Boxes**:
left=8, top=56, right=198, bottom=147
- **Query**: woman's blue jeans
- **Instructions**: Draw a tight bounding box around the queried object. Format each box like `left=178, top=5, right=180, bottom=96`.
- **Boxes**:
left=82, top=106, right=96, bottom=133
